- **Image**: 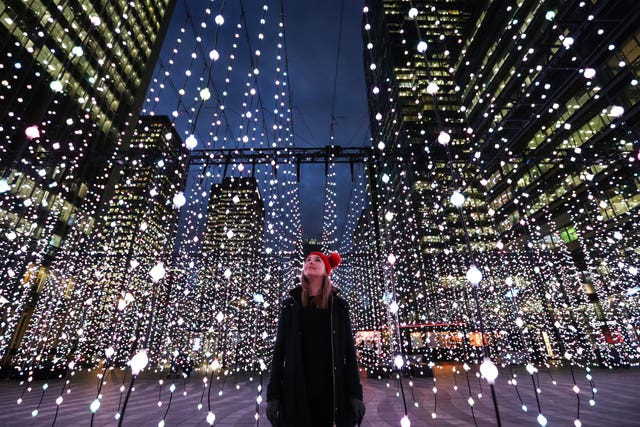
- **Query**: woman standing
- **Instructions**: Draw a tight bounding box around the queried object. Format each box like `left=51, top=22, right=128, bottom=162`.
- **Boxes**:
left=267, top=251, right=365, bottom=426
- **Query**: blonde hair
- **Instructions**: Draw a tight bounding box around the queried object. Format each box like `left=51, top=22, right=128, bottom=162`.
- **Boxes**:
left=300, top=272, right=333, bottom=310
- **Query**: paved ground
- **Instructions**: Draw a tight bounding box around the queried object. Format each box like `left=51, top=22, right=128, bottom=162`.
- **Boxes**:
left=0, top=363, right=638, bottom=426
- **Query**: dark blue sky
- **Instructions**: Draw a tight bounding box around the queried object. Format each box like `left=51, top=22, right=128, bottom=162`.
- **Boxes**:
left=284, top=0, right=370, bottom=237
left=144, top=0, right=369, bottom=240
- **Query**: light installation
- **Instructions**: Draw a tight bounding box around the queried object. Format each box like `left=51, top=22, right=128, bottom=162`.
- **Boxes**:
left=0, top=0, right=638, bottom=426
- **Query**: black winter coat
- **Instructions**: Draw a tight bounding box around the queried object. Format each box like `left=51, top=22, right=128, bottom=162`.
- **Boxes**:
left=267, top=286, right=363, bottom=426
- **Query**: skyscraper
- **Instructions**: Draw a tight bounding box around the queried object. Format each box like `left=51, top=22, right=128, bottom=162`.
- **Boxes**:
left=84, top=115, right=188, bottom=362
left=362, top=0, right=640, bottom=366
left=198, top=177, right=270, bottom=370
left=0, top=1, right=176, bottom=369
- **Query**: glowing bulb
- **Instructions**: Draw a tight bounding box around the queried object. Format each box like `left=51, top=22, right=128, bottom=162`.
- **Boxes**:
left=200, top=88, right=211, bottom=101
left=537, top=413, right=548, bottom=426
left=426, top=81, right=439, bottom=95
left=609, top=105, right=624, bottom=117
left=381, top=173, right=390, bottom=184
left=173, top=192, right=186, bottom=208
left=466, top=265, right=482, bottom=286
left=214, top=15, right=224, bottom=25
left=408, top=8, right=418, bottom=18
left=450, top=190, right=465, bottom=207
left=71, top=46, right=84, bottom=57
left=437, top=131, right=451, bottom=145
left=417, top=41, right=427, bottom=53
left=400, top=415, right=411, bottom=427
left=185, top=134, right=198, bottom=149
left=90, top=15, right=101, bottom=26
left=105, top=347, right=115, bottom=358
left=0, top=178, right=10, bottom=193
left=387, top=253, right=397, bottom=265
left=149, top=262, right=166, bottom=282
left=90, top=398, right=101, bottom=413
left=206, top=411, right=216, bottom=425
left=480, top=358, right=498, bottom=384
left=389, top=301, right=399, bottom=314
left=562, top=37, right=574, bottom=49
left=50, top=79, right=63, bottom=92
left=394, top=355, right=404, bottom=369
left=583, top=68, right=596, bottom=79
left=25, top=125, right=40, bottom=139
left=128, top=350, right=148, bottom=375
left=209, top=49, right=220, bottom=61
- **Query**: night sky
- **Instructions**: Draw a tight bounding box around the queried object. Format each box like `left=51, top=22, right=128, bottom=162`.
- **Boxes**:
left=143, top=0, right=369, bottom=240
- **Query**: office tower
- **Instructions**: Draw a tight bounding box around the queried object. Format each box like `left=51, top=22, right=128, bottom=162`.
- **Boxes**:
left=197, top=177, right=269, bottom=370
left=0, top=1, right=177, bottom=369
left=0, top=0, right=176, bottom=241
left=83, top=115, right=188, bottom=362
left=2, top=116, right=188, bottom=370
left=362, top=1, right=639, bottom=366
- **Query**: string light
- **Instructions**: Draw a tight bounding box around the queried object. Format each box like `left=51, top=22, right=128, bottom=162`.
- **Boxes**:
left=0, top=1, right=637, bottom=426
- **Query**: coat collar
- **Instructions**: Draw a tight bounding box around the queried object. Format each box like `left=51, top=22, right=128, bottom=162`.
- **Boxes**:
left=287, top=285, right=343, bottom=305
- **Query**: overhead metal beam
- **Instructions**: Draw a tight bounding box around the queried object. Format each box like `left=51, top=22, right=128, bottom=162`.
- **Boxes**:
left=187, top=145, right=374, bottom=166
left=186, top=145, right=632, bottom=167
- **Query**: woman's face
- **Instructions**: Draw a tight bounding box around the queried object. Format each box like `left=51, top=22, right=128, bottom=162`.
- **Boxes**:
left=303, top=254, right=326, bottom=278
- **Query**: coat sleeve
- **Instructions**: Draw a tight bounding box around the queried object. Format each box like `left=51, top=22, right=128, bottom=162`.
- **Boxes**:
left=267, top=299, right=289, bottom=402
left=343, top=301, right=363, bottom=400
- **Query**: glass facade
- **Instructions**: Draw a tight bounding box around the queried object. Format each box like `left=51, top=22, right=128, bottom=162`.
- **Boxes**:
left=359, top=0, right=640, bottom=366
left=0, top=0, right=176, bottom=368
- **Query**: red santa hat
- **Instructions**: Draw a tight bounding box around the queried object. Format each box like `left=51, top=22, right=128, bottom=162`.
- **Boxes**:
left=307, top=251, right=342, bottom=276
